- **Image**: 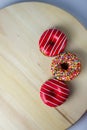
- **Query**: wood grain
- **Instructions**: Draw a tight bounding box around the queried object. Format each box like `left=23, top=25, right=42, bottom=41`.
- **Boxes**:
left=0, top=2, right=87, bottom=130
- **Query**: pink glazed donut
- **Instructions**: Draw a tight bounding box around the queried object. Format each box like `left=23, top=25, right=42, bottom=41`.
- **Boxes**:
left=39, top=29, right=67, bottom=57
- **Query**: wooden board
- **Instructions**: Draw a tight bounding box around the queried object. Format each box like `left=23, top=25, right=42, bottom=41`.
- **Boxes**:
left=0, top=2, right=87, bottom=130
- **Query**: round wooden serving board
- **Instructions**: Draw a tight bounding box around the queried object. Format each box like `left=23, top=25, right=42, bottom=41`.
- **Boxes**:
left=0, top=2, right=87, bottom=130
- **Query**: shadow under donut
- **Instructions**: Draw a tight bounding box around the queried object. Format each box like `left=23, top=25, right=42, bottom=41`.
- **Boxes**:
left=69, top=49, right=87, bottom=72
left=66, top=81, right=75, bottom=99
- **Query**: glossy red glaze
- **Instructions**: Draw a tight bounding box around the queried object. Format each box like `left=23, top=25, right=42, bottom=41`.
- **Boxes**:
left=39, top=29, right=67, bottom=57
left=40, top=78, right=70, bottom=107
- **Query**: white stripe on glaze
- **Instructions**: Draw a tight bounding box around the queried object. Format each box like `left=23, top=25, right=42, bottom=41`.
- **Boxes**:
left=58, top=37, right=67, bottom=54
left=40, top=91, right=63, bottom=103
left=41, top=92, right=58, bottom=106
left=44, top=44, right=50, bottom=53
left=49, top=30, right=59, bottom=56
left=46, top=30, right=59, bottom=55
left=39, top=29, right=49, bottom=46
left=52, top=35, right=66, bottom=56
left=42, top=87, right=66, bottom=100
left=42, top=29, right=55, bottom=52
left=47, top=101, right=58, bottom=106
left=44, top=83, right=69, bottom=96
left=48, top=80, right=69, bottom=91
left=52, top=78, right=66, bottom=86
left=49, top=32, right=62, bottom=56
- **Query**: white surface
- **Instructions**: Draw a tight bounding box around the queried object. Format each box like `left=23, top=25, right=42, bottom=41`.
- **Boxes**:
left=0, top=1, right=87, bottom=130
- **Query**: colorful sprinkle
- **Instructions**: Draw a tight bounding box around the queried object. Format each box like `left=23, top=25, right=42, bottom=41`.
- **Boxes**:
left=51, top=52, right=81, bottom=81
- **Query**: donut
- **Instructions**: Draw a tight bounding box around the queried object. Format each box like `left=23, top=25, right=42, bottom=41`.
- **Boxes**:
left=51, top=52, right=81, bottom=81
left=40, top=78, right=70, bottom=107
left=39, top=29, right=68, bottom=57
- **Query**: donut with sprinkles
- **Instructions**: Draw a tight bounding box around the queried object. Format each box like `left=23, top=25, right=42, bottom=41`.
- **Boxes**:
left=39, top=29, right=67, bottom=57
left=40, top=78, right=70, bottom=107
left=51, top=52, right=81, bottom=81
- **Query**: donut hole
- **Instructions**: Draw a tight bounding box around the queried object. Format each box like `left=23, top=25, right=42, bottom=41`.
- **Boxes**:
left=48, top=90, right=55, bottom=97
left=61, top=63, right=69, bottom=70
left=49, top=40, right=55, bottom=46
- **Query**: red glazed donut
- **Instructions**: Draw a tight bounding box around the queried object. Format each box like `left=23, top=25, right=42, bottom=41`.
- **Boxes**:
left=40, top=78, right=70, bottom=107
left=39, top=29, right=67, bottom=57
left=51, top=52, right=81, bottom=81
